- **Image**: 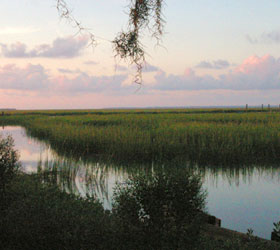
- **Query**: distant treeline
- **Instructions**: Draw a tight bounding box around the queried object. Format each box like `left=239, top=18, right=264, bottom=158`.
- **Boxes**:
left=1, top=106, right=280, bottom=117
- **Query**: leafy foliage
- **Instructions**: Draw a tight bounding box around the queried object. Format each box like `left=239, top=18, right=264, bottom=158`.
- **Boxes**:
left=273, top=221, right=280, bottom=235
left=198, top=233, right=280, bottom=250
left=0, top=134, right=20, bottom=195
left=112, top=169, right=207, bottom=249
left=272, top=221, right=280, bottom=242
left=0, top=174, right=112, bottom=250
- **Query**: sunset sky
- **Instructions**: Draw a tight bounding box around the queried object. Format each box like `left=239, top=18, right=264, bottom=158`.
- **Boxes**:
left=1, top=0, right=280, bottom=109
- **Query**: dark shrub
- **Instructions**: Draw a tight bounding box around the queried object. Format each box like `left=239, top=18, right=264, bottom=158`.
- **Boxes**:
left=272, top=221, right=280, bottom=242
left=0, top=174, right=112, bottom=250
left=0, top=135, right=20, bottom=194
left=112, top=169, right=207, bottom=249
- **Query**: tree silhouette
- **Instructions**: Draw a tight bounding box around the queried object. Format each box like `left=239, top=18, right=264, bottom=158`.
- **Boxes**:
left=56, top=0, right=165, bottom=83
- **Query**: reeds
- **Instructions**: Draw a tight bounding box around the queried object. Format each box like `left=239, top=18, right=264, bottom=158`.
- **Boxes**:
left=1, top=109, right=280, bottom=165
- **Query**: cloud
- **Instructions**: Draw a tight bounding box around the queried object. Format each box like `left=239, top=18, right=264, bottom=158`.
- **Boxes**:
left=0, top=64, right=49, bottom=90
left=246, top=30, right=280, bottom=44
left=261, top=30, right=280, bottom=43
left=151, top=55, right=280, bottom=91
left=0, top=63, right=129, bottom=94
left=58, top=68, right=81, bottom=74
left=3, top=56, right=280, bottom=109
left=152, top=70, right=217, bottom=91
left=115, top=63, right=160, bottom=73
left=245, top=34, right=259, bottom=44
left=115, top=65, right=128, bottom=72
left=142, top=63, right=160, bottom=72
left=1, top=55, right=279, bottom=97
left=0, top=36, right=88, bottom=58
left=196, top=60, right=230, bottom=69
left=52, top=74, right=129, bottom=94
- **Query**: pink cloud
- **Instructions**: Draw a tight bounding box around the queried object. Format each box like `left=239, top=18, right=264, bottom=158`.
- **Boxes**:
left=1, top=54, right=280, bottom=109
left=0, top=64, right=49, bottom=90
left=0, top=63, right=129, bottom=94
left=184, top=68, right=195, bottom=77
left=235, top=55, right=277, bottom=74
left=51, top=73, right=129, bottom=94
left=151, top=55, right=280, bottom=91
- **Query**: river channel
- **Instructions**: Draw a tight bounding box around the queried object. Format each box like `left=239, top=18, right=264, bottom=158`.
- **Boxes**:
left=1, top=126, right=279, bottom=239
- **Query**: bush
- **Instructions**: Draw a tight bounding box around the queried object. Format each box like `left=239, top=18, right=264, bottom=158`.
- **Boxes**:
left=0, top=174, right=113, bottom=250
left=112, top=169, right=207, bottom=249
left=272, top=221, right=280, bottom=242
left=197, top=234, right=279, bottom=250
left=0, top=135, right=20, bottom=196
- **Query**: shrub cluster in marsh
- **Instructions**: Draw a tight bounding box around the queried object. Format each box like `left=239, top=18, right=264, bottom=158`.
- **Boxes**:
left=112, top=169, right=207, bottom=249
left=1, top=109, right=280, bottom=165
left=1, top=174, right=113, bottom=250
left=0, top=135, right=20, bottom=198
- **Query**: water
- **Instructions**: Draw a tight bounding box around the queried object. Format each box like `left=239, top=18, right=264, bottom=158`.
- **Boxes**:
left=1, top=126, right=279, bottom=239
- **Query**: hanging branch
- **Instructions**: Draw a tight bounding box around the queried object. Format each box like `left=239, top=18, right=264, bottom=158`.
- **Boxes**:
left=56, top=0, right=97, bottom=46
left=56, top=0, right=165, bottom=84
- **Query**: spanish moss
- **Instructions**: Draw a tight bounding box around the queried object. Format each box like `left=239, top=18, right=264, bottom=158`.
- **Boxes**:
left=56, top=0, right=165, bottom=84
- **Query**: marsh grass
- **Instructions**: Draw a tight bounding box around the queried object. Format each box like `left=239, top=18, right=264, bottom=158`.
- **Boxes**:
left=1, top=109, right=280, bottom=165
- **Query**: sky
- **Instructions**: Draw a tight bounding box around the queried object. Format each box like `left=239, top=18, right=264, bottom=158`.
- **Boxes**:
left=1, top=0, right=280, bottom=109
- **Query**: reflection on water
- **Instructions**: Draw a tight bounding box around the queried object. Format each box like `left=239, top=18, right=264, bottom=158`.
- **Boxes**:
left=37, top=158, right=128, bottom=209
left=1, top=126, right=55, bottom=173
left=1, top=126, right=280, bottom=239
left=200, top=165, right=280, bottom=187
left=201, top=166, right=280, bottom=240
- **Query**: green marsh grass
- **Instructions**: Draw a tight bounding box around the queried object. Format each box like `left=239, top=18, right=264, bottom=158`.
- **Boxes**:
left=1, top=109, right=280, bottom=165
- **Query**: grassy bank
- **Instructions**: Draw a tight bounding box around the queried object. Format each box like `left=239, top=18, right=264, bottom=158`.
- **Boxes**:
left=1, top=108, right=280, bottom=165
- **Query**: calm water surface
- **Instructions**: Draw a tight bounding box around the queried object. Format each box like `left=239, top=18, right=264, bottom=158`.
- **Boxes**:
left=1, top=126, right=279, bottom=239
